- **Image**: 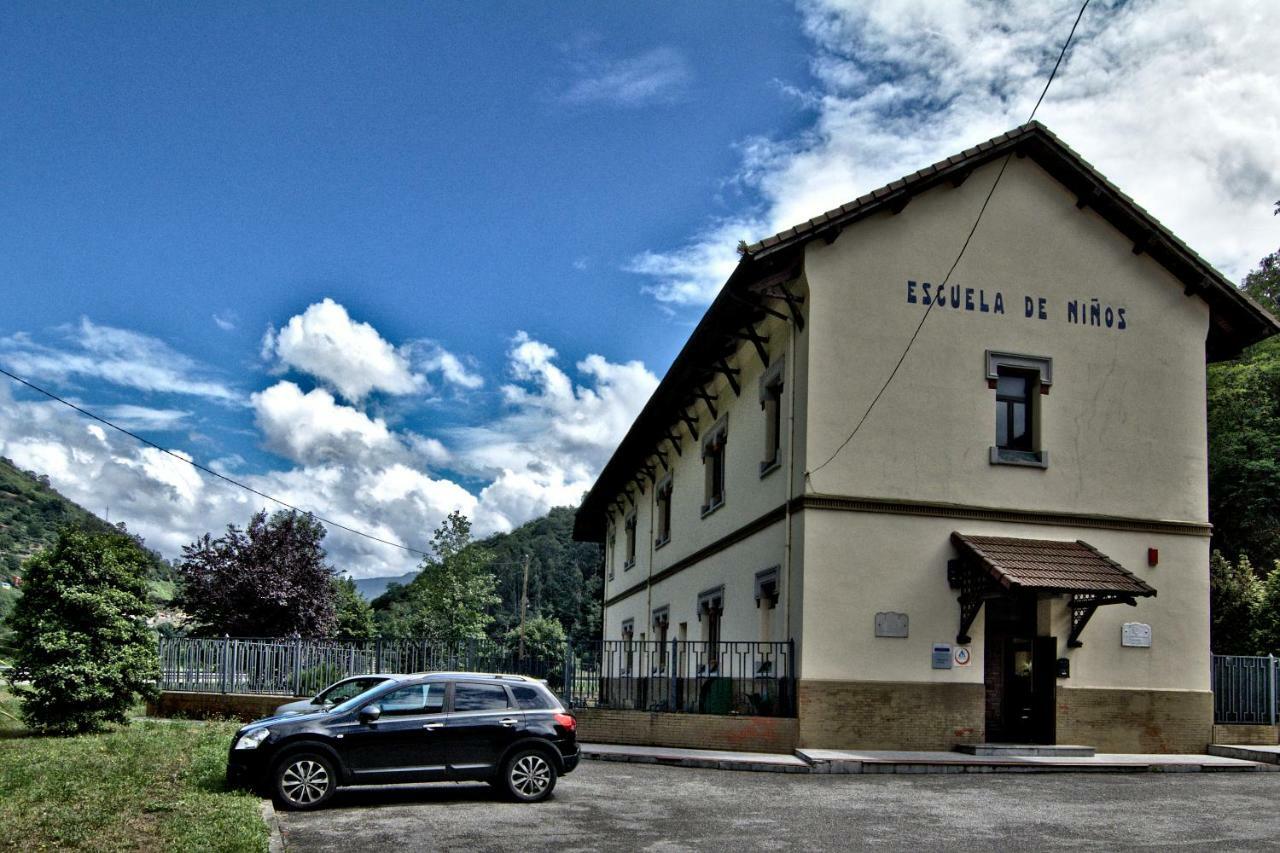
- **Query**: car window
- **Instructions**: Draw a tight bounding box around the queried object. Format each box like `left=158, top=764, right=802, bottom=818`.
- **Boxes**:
left=318, top=678, right=381, bottom=704
left=510, top=684, right=554, bottom=710
left=452, top=682, right=510, bottom=712
left=378, top=683, right=446, bottom=716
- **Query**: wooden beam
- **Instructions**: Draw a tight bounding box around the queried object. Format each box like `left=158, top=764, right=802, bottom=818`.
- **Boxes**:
left=679, top=410, right=700, bottom=441
left=888, top=195, right=910, bottom=215
left=820, top=226, right=841, bottom=245
left=734, top=326, right=770, bottom=368
left=1132, top=231, right=1153, bottom=256
left=665, top=430, right=683, bottom=456
left=1075, top=183, right=1101, bottom=210
left=949, top=170, right=971, bottom=189
left=778, top=282, right=806, bottom=331
left=715, top=359, right=741, bottom=397
left=694, top=388, right=718, bottom=419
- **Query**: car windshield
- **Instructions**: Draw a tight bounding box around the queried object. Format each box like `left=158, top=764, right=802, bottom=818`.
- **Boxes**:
left=326, top=681, right=397, bottom=715
left=316, top=678, right=383, bottom=705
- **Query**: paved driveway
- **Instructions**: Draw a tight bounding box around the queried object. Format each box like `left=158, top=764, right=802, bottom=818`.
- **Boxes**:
left=276, top=761, right=1280, bottom=852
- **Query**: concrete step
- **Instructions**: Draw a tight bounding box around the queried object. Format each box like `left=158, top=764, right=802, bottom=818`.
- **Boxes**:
left=1208, top=744, right=1280, bottom=765
left=955, top=743, right=1096, bottom=758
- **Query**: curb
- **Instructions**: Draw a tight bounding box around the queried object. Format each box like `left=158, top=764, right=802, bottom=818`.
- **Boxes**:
left=260, top=799, right=286, bottom=852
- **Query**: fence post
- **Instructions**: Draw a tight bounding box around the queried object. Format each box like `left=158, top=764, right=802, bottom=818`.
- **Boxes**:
left=562, top=644, right=573, bottom=707
left=293, top=637, right=303, bottom=697
left=788, top=638, right=797, bottom=716
left=375, top=637, right=383, bottom=673
left=220, top=635, right=230, bottom=694
left=1270, top=654, right=1277, bottom=727
left=669, top=638, right=678, bottom=711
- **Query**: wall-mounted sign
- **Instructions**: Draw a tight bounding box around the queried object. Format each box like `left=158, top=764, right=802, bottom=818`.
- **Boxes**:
left=905, top=280, right=1129, bottom=331
left=1121, top=622, right=1152, bottom=648
left=932, top=643, right=953, bottom=669
left=875, top=612, right=909, bottom=638
left=953, top=646, right=972, bottom=667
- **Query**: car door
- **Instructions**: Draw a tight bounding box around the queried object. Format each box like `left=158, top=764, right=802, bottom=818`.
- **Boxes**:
left=442, top=681, right=522, bottom=779
left=337, top=681, right=449, bottom=784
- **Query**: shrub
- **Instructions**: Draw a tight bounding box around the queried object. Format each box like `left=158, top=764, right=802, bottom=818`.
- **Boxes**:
left=7, top=527, right=159, bottom=734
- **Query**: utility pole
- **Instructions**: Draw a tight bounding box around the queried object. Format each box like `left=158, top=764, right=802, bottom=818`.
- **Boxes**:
left=517, top=553, right=531, bottom=660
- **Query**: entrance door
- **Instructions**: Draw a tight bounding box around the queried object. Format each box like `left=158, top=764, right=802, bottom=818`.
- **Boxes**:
left=983, top=596, right=1056, bottom=744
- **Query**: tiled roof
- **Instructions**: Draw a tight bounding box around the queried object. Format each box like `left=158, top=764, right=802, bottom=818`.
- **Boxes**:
left=951, top=533, right=1155, bottom=596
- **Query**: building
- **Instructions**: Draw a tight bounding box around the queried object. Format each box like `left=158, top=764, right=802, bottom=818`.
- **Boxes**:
left=573, top=122, right=1279, bottom=753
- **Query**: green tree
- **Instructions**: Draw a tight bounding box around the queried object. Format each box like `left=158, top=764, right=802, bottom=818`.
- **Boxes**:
left=504, top=613, right=567, bottom=663
left=1209, top=550, right=1263, bottom=654
left=1239, top=201, right=1279, bottom=315
left=6, top=527, right=159, bottom=734
left=1256, top=559, right=1280, bottom=656
left=331, top=576, right=376, bottom=640
left=376, top=512, right=499, bottom=642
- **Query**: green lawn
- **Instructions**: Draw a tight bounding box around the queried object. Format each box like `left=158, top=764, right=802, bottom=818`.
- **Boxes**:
left=0, top=689, right=268, bottom=852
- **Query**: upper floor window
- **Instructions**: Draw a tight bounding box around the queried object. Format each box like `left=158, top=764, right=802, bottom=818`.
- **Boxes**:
left=701, top=417, right=728, bottom=516
left=986, top=351, right=1051, bottom=469
left=606, top=523, right=616, bottom=581
left=759, top=358, right=785, bottom=476
left=623, top=511, right=637, bottom=569
left=654, top=476, right=673, bottom=548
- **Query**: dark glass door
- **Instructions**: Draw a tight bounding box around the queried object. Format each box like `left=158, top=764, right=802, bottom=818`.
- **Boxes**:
left=984, top=596, right=1055, bottom=744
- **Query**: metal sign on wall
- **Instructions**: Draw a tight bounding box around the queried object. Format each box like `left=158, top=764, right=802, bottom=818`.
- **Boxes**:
left=1121, top=622, right=1152, bottom=648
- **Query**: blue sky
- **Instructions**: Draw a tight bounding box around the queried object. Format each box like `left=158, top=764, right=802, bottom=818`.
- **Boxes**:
left=2, top=1, right=1278, bottom=576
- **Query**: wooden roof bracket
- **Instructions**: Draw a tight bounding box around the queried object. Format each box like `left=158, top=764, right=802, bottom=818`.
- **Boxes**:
left=949, top=170, right=972, bottom=189
left=1067, top=592, right=1138, bottom=648
left=735, top=326, right=770, bottom=368
left=1132, top=230, right=1154, bottom=256
left=679, top=410, right=700, bottom=441
left=776, top=283, right=805, bottom=331
left=694, top=388, right=718, bottom=419
left=1074, top=183, right=1102, bottom=210
left=888, top=195, right=911, bottom=215
left=665, top=430, right=683, bottom=456
left=1185, top=276, right=1211, bottom=298
left=714, top=359, right=741, bottom=396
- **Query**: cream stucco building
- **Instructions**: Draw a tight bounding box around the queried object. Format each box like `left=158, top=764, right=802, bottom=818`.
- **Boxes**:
left=573, top=123, right=1278, bottom=752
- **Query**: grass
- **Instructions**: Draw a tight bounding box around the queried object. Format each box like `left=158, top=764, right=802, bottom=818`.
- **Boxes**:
left=0, top=688, right=268, bottom=852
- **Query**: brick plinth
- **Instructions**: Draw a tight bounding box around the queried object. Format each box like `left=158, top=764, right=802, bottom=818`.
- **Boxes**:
left=148, top=690, right=296, bottom=722
left=797, top=680, right=984, bottom=750
left=574, top=708, right=798, bottom=754
left=1055, top=687, right=1213, bottom=753
left=1212, top=724, right=1279, bottom=746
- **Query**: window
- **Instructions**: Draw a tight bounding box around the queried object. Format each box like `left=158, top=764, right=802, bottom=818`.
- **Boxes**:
left=701, top=418, right=728, bottom=516
left=654, top=476, right=673, bottom=547
left=624, top=512, right=637, bottom=570
left=698, top=587, right=724, bottom=673
left=755, top=567, right=780, bottom=648
left=378, top=683, right=445, bottom=716
left=986, top=351, right=1051, bottom=469
left=652, top=606, right=670, bottom=671
left=606, top=522, right=616, bottom=581
left=510, top=684, right=554, bottom=710
left=622, top=619, right=635, bottom=674
left=759, top=357, right=785, bottom=475
left=452, top=682, right=510, bottom=712
left=317, top=677, right=385, bottom=705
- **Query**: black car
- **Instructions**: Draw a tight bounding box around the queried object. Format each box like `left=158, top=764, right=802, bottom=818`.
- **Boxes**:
left=227, top=672, right=579, bottom=810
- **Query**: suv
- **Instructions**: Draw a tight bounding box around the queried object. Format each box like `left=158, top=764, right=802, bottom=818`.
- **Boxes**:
left=226, top=672, right=578, bottom=810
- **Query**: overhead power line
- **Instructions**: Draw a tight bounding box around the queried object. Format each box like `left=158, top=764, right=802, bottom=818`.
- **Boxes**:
left=807, top=0, right=1092, bottom=481
left=0, top=366, right=431, bottom=558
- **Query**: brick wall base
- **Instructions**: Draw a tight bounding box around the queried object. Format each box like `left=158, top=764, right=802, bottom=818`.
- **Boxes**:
left=575, top=708, right=798, bottom=754
left=1211, top=724, right=1279, bottom=745
left=797, top=680, right=984, bottom=750
left=148, top=690, right=296, bottom=722
left=1055, top=687, right=1213, bottom=753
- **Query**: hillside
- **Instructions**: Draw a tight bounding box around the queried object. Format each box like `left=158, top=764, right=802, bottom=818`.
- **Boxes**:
left=0, top=457, right=173, bottom=586
left=353, top=571, right=416, bottom=601
left=371, top=506, right=604, bottom=642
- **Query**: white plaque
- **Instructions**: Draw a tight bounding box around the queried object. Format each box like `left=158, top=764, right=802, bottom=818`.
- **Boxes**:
left=1121, top=622, right=1152, bottom=648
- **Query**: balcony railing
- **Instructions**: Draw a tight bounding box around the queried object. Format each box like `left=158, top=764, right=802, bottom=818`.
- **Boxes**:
left=563, top=640, right=795, bottom=717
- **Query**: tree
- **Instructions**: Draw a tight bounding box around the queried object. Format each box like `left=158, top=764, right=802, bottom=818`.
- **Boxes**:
left=176, top=510, right=337, bottom=637
left=331, top=576, right=375, bottom=640
left=376, top=512, right=499, bottom=643
left=6, top=527, right=159, bottom=734
left=504, top=613, right=567, bottom=663
left=1239, top=201, right=1280, bottom=315
left=1209, top=551, right=1263, bottom=655
left=1256, top=560, right=1280, bottom=656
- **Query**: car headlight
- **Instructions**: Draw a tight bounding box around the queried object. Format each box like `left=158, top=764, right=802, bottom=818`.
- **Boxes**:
left=234, top=728, right=271, bottom=750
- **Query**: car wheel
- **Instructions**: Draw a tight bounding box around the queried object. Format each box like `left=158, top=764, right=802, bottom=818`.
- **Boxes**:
left=501, top=748, right=557, bottom=802
left=273, top=752, right=337, bottom=811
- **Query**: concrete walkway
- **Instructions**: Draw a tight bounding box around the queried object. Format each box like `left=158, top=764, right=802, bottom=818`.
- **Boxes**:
left=1208, top=744, right=1280, bottom=765
left=579, top=742, right=1279, bottom=774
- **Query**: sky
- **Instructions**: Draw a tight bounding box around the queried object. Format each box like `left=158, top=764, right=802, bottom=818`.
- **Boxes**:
left=1, top=0, right=1278, bottom=578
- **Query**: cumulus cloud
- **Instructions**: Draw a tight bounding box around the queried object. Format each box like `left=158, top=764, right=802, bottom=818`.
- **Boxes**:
left=251, top=381, right=400, bottom=466
left=631, top=0, right=1280, bottom=304
left=212, top=311, right=237, bottom=332
left=410, top=341, right=484, bottom=391
left=562, top=45, right=691, bottom=108
left=0, top=319, right=238, bottom=401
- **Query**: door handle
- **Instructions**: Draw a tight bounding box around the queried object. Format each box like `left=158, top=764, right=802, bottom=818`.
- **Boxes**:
left=423, top=722, right=444, bottom=730
left=498, top=718, right=519, bottom=727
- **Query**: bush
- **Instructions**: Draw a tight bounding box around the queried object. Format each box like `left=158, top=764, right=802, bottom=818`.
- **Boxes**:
left=7, top=527, right=159, bottom=734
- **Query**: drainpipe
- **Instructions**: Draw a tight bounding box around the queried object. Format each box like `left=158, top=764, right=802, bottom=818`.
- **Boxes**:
left=782, top=305, right=799, bottom=657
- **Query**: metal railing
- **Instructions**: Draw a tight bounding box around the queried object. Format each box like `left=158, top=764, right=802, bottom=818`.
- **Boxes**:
left=157, top=636, right=566, bottom=698
left=1212, top=654, right=1280, bottom=725
left=563, top=640, right=795, bottom=717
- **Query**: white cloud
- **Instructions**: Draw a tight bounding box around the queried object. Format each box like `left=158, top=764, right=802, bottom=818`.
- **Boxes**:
left=0, top=319, right=238, bottom=401
left=251, top=381, right=399, bottom=466
left=411, top=341, right=485, bottom=391
left=263, top=299, right=424, bottom=402
left=562, top=45, right=691, bottom=108
left=101, top=405, right=191, bottom=431
left=631, top=0, right=1280, bottom=305
left=212, top=311, right=237, bottom=332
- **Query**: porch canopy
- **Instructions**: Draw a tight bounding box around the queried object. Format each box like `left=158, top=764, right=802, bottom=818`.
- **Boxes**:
left=947, top=533, right=1156, bottom=648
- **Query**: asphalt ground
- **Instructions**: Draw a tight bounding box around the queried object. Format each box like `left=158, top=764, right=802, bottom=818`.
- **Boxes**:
left=275, top=760, right=1280, bottom=852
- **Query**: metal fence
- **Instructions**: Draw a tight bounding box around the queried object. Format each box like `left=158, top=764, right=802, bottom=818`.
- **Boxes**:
left=156, top=636, right=797, bottom=718
left=1212, top=654, right=1280, bottom=725
left=563, top=640, right=795, bottom=717
left=157, top=636, right=566, bottom=699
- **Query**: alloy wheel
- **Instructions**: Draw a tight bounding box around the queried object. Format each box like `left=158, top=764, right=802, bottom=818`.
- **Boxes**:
left=281, top=759, right=330, bottom=806
left=509, top=754, right=552, bottom=798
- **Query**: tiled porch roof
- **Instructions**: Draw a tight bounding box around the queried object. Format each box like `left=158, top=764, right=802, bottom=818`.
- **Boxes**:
left=950, top=533, right=1155, bottom=597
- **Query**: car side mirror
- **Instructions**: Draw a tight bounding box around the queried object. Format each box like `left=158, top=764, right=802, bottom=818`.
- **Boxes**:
left=358, top=704, right=382, bottom=724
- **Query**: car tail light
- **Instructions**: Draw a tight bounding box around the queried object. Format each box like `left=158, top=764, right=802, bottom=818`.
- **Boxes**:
left=553, top=712, right=576, bottom=732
